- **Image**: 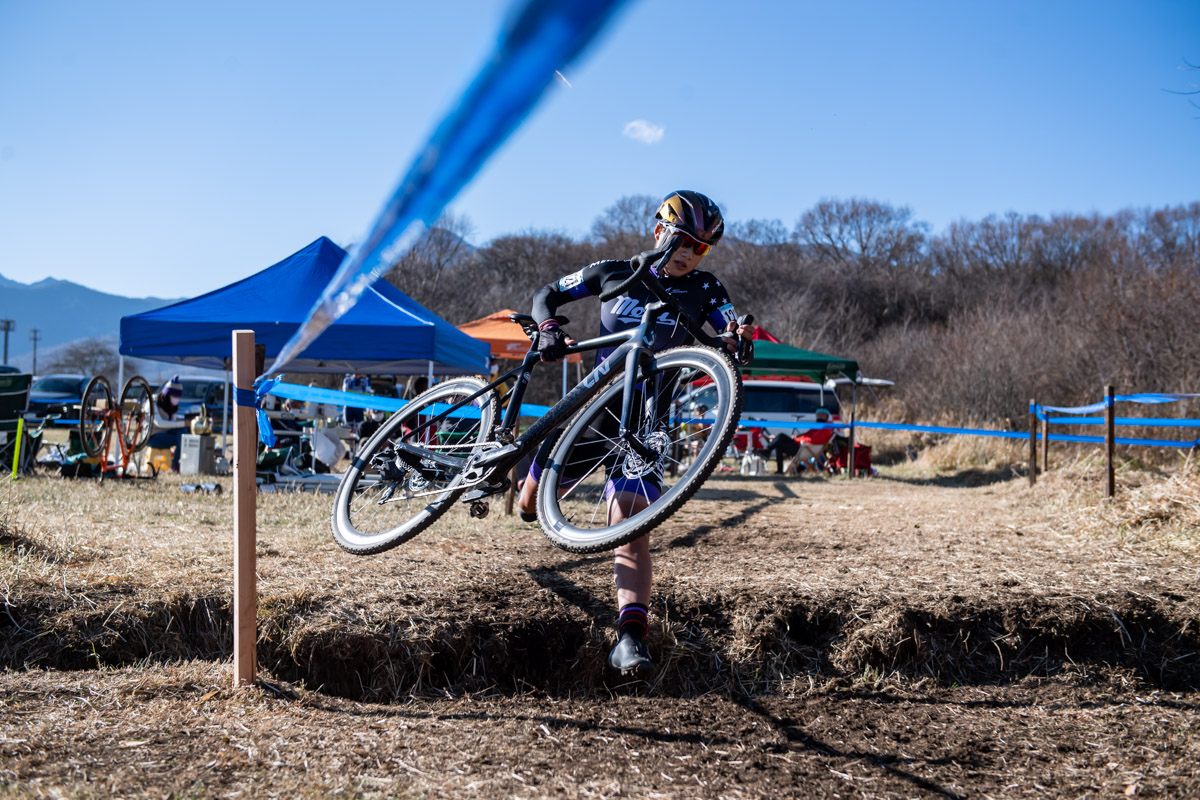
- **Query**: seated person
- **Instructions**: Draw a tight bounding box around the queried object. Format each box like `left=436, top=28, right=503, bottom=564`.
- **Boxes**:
left=755, top=407, right=836, bottom=474
left=341, top=373, right=371, bottom=431
left=146, top=376, right=185, bottom=471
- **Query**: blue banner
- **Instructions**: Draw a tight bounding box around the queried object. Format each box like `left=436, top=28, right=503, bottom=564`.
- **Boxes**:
left=270, top=0, right=628, bottom=375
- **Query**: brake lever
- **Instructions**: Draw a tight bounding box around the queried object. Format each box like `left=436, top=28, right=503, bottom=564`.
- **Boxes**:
left=719, top=314, right=756, bottom=364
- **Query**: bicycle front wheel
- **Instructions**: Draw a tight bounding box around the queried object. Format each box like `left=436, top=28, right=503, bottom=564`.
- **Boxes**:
left=331, top=378, right=498, bottom=555
left=79, top=376, right=113, bottom=458
left=537, top=346, right=743, bottom=553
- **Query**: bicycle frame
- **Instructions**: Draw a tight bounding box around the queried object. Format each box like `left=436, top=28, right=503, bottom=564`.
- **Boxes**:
left=88, top=402, right=153, bottom=478
left=383, top=297, right=689, bottom=490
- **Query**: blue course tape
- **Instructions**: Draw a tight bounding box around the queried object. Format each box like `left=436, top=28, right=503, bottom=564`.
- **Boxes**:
left=1034, top=416, right=1200, bottom=428
left=1033, top=393, right=1200, bottom=416
left=251, top=383, right=1200, bottom=450
left=268, top=382, right=407, bottom=413
left=269, top=0, right=629, bottom=375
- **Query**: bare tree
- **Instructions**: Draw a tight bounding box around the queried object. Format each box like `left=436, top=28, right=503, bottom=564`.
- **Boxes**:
left=385, top=212, right=478, bottom=296
left=44, top=338, right=119, bottom=379
left=590, top=195, right=658, bottom=254
left=793, top=198, right=928, bottom=271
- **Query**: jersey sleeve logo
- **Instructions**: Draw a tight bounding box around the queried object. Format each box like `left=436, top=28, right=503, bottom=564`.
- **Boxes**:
left=558, top=270, right=584, bottom=292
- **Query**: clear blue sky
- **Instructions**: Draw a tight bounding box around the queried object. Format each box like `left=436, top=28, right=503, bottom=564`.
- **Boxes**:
left=2, top=0, right=1197, bottom=299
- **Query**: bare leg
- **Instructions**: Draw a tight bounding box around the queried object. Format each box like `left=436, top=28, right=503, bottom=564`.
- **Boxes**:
left=517, top=474, right=537, bottom=515
left=610, top=491, right=652, bottom=607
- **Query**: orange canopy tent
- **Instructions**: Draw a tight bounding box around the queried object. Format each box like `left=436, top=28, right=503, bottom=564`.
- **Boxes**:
left=457, top=309, right=582, bottom=363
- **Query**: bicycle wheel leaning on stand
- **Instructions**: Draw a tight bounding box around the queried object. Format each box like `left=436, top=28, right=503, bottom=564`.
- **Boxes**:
left=537, top=346, right=742, bottom=554
left=79, top=376, right=113, bottom=459
left=331, top=377, right=499, bottom=555
left=119, top=376, right=154, bottom=452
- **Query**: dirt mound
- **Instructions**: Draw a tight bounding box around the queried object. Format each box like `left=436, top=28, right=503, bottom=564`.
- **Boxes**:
left=5, top=580, right=1196, bottom=700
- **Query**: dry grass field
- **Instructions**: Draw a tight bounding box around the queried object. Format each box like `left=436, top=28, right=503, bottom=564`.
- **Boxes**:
left=1, top=457, right=1198, bottom=798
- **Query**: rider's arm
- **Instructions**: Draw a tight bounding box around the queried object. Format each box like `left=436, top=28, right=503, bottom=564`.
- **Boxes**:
left=531, top=260, right=628, bottom=326
left=698, top=273, right=754, bottom=362
left=700, top=274, right=740, bottom=333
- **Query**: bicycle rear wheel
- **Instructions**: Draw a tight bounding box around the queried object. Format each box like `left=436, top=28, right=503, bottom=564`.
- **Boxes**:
left=331, top=378, right=498, bottom=555
left=537, top=346, right=742, bottom=553
left=119, top=376, right=154, bottom=453
left=79, top=376, right=113, bottom=458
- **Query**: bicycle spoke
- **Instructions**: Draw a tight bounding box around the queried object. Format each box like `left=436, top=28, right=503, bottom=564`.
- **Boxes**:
left=539, top=347, right=742, bottom=553
left=334, top=379, right=497, bottom=550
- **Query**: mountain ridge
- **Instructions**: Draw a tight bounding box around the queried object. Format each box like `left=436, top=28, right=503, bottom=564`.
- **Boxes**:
left=0, top=272, right=185, bottom=366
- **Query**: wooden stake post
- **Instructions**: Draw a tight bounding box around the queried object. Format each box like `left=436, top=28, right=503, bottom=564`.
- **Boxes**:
left=1041, top=417, right=1049, bottom=474
left=1105, top=384, right=1116, bottom=498
left=232, top=330, right=258, bottom=686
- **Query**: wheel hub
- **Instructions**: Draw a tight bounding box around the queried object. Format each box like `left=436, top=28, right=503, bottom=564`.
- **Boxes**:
left=621, top=430, right=672, bottom=479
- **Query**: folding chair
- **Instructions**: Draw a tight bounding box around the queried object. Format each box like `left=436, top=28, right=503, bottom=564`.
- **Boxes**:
left=0, top=373, right=34, bottom=475
left=783, top=438, right=832, bottom=476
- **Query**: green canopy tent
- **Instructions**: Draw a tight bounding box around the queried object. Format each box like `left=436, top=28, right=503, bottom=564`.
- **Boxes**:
left=742, top=340, right=858, bottom=381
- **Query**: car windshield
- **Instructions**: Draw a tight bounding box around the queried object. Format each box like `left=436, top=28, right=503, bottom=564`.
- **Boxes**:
left=178, top=381, right=213, bottom=401
left=32, top=377, right=83, bottom=394
left=743, top=387, right=836, bottom=415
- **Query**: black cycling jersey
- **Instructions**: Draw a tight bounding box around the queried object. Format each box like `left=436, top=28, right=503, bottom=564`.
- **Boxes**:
left=531, top=259, right=739, bottom=366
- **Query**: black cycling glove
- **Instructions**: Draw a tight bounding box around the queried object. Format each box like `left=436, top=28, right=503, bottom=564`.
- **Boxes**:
left=536, top=320, right=570, bottom=362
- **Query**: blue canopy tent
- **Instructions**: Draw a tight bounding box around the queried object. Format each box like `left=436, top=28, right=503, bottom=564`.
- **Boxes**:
left=119, top=237, right=490, bottom=375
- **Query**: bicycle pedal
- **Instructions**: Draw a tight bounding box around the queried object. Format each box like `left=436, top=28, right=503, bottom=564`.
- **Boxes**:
left=461, top=478, right=510, bottom=503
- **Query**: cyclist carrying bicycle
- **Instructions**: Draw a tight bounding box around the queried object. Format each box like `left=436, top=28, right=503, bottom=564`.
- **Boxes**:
left=517, top=190, right=753, bottom=677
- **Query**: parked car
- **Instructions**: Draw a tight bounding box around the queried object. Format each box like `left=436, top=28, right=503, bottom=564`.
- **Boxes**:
left=679, top=379, right=842, bottom=444
left=0, top=365, right=22, bottom=374
left=27, top=374, right=91, bottom=422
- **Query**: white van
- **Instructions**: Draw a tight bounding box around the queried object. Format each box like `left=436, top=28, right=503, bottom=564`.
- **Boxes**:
left=680, top=379, right=841, bottom=443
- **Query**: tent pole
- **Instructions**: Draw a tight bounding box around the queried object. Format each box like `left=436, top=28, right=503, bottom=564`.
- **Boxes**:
left=562, top=360, right=567, bottom=397
left=117, top=356, right=125, bottom=394
left=847, top=380, right=857, bottom=480
left=427, top=360, right=434, bottom=387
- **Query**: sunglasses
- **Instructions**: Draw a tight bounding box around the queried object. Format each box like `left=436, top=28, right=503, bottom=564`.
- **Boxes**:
left=662, top=226, right=713, bottom=257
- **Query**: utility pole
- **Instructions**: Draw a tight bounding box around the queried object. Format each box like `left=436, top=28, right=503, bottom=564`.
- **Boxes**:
left=30, top=329, right=41, bottom=375
left=0, top=319, right=13, bottom=364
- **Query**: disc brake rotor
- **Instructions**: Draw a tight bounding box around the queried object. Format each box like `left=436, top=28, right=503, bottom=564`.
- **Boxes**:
left=621, top=430, right=672, bottom=479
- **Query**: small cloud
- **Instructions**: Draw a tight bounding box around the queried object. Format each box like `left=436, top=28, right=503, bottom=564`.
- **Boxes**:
left=622, top=120, right=664, bottom=144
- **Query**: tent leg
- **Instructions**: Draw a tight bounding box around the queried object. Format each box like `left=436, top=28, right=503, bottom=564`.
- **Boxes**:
left=427, top=360, right=434, bottom=387
left=847, top=382, right=857, bottom=480
left=117, top=356, right=125, bottom=393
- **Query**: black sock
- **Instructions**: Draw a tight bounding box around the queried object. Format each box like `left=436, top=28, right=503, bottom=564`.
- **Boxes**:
left=618, top=603, right=648, bottom=640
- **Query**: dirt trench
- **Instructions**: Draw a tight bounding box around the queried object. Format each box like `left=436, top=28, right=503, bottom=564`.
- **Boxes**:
left=3, top=474, right=1197, bottom=701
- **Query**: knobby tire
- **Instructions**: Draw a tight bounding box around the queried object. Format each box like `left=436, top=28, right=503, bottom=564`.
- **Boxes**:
left=330, top=378, right=498, bottom=555
left=536, top=346, right=742, bottom=553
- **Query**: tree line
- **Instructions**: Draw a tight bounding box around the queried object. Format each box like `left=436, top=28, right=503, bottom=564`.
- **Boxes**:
left=386, top=197, right=1200, bottom=426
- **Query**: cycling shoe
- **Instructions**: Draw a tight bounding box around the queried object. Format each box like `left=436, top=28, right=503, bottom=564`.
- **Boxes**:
left=607, top=632, right=654, bottom=678
left=519, top=510, right=538, bottom=523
